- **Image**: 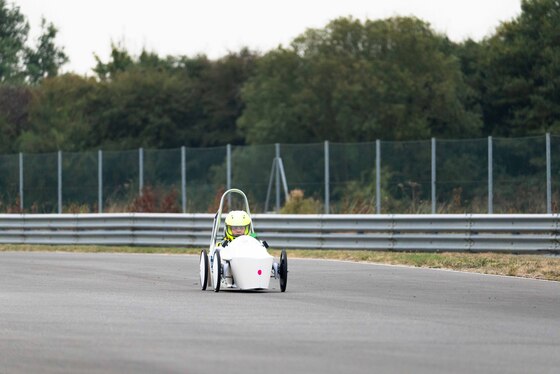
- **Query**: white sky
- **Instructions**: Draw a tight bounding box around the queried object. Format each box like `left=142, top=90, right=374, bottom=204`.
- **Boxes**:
left=13, top=0, right=522, bottom=75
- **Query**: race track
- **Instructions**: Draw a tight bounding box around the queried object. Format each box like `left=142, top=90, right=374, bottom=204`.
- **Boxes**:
left=0, top=252, right=559, bottom=374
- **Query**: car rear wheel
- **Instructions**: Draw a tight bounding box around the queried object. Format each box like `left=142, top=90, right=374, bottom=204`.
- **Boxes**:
left=279, top=249, right=288, bottom=292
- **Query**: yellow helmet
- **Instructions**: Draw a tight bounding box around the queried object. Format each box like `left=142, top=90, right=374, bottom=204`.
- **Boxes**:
left=224, top=210, right=251, bottom=241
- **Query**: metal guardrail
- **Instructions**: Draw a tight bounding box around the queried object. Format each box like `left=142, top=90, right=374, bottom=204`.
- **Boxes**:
left=0, top=213, right=559, bottom=253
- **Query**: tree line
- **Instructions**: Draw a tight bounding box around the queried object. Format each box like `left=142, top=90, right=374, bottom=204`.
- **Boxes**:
left=1, top=0, right=559, bottom=154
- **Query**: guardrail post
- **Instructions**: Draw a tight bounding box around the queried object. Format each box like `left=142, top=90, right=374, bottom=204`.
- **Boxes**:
left=98, top=149, right=103, bottom=213
left=546, top=133, right=551, bottom=213
left=181, top=146, right=187, bottom=213
left=376, top=139, right=381, bottom=214
left=139, top=147, right=144, bottom=196
left=324, top=140, right=330, bottom=214
left=19, top=152, right=23, bottom=211
left=488, top=136, right=493, bottom=214
left=58, top=151, right=62, bottom=213
left=431, top=137, right=436, bottom=214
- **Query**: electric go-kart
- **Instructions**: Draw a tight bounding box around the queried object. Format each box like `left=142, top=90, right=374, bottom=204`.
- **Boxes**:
left=199, top=188, right=288, bottom=292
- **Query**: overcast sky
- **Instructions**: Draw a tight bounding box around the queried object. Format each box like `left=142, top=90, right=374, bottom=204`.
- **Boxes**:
left=13, top=0, right=522, bottom=75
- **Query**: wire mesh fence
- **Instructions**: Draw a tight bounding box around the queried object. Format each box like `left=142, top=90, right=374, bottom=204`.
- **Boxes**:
left=0, top=135, right=559, bottom=214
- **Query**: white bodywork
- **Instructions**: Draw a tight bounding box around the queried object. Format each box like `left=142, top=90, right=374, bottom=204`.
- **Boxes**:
left=220, top=235, right=273, bottom=290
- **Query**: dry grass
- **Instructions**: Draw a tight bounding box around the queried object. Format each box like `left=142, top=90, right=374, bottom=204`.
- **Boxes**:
left=269, top=250, right=560, bottom=282
left=1, top=245, right=559, bottom=282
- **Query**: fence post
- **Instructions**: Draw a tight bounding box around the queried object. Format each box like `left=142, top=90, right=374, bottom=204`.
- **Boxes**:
left=546, top=133, right=552, bottom=214
left=58, top=150, right=62, bottom=214
left=139, top=147, right=144, bottom=196
left=227, top=144, right=232, bottom=208
left=98, top=149, right=103, bottom=213
left=431, top=137, right=436, bottom=214
left=376, top=139, right=381, bottom=214
left=181, top=146, right=187, bottom=213
left=324, top=140, right=330, bottom=214
left=275, top=143, right=281, bottom=212
left=488, top=136, right=493, bottom=214
left=19, top=152, right=23, bottom=211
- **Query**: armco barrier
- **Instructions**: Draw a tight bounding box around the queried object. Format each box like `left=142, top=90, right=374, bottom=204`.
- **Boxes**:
left=0, top=213, right=559, bottom=253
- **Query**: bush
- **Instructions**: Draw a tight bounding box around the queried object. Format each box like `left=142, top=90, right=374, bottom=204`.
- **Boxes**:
left=280, top=189, right=322, bottom=214
left=128, top=186, right=180, bottom=213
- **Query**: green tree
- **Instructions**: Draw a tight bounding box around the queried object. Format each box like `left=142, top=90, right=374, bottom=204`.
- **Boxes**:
left=452, top=39, right=485, bottom=132
left=239, top=17, right=482, bottom=144
left=0, top=1, right=66, bottom=83
left=17, top=74, right=98, bottom=152
left=0, top=84, right=32, bottom=152
left=0, top=1, right=67, bottom=152
left=24, top=18, right=68, bottom=84
left=86, top=67, right=192, bottom=149
left=0, top=0, right=28, bottom=83
left=480, top=0, right=560, bottom=136
left=190, top=48, right=258, bottom=146
left=93, top=44, right=134, bottom=80
left=88, top=47, right=257, bottom=149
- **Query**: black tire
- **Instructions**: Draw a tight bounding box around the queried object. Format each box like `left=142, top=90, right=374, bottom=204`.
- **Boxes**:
left=212, top=250, right=222, bottom=292
left=199, top=250, right=209, bottom=290
left=279, top=249, right=288, bottom=292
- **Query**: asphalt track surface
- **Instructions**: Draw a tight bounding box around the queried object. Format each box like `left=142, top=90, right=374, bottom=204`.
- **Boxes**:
left=0, top=252, right=559, bottom=374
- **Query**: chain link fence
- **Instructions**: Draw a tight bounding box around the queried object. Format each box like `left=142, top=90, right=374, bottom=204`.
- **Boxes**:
left=0, top=135, right=558, bottom=214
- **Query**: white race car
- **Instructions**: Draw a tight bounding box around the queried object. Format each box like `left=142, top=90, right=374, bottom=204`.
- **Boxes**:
left=199, top=188, right=288, bottom=292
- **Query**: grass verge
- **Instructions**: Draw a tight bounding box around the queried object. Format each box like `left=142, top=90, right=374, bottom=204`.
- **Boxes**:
left=1, top=245, right=559, bottom=282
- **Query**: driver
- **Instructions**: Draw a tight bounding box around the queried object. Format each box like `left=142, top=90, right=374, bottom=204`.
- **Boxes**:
left=220, top=210, right=254, bottom=246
